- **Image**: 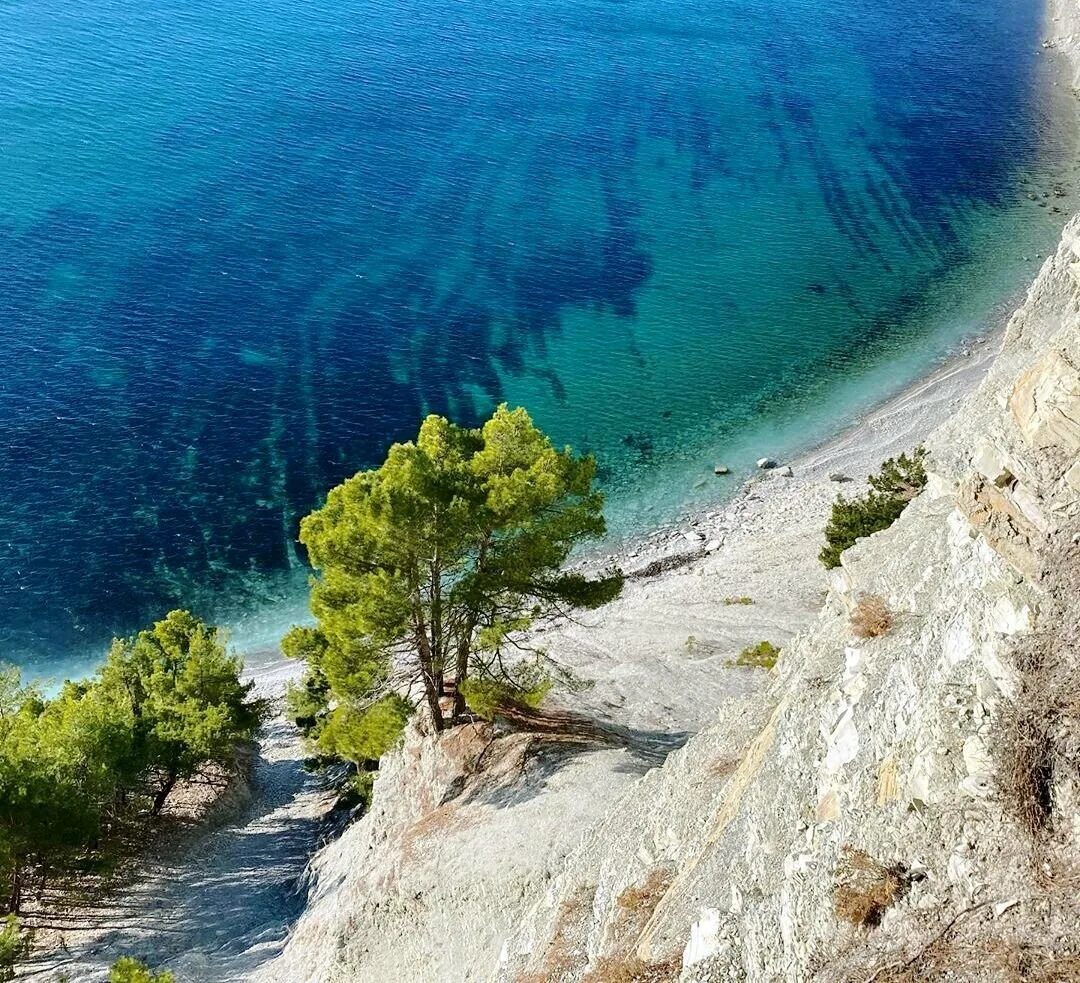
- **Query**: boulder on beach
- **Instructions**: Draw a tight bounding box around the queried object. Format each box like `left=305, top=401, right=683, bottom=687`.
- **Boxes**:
left=829, top=472, right=851, bottom=482
left=779, top=465, right=794, bottom=477
left=756, top=457, right=777, bottom=469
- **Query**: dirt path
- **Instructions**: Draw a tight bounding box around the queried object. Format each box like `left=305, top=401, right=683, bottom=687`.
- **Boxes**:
left=20, top=665, right=334, bottom=983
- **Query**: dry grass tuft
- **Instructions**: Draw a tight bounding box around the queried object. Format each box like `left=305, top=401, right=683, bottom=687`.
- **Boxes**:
left=617, top=868, right=673, bottom=918
left=997, top=705, right=1055, bottom=838
left=833, top=847, right=908, bottom=928
left=991, top=521, right=1080, bottom=843
left=850, top=594, right=894, bottom=639
left=851, top=936, right=1080, bottom=982
left=581, top=955, right=681, bottom=983
left=710, top=756, right=740, bottom=780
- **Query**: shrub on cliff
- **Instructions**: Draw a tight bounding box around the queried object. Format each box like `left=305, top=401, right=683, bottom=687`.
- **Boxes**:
left=820, top=448, right=928, bottom=569
left=284, top=404, right=623, bottom=759
left=0, top=916, right=28, bottom=981
left=109, top=956, right=175, bottom=983
left=728, top=640, right=780, bottom=670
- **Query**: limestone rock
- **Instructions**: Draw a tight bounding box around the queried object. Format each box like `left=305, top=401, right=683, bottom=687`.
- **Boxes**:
left=1009, top=347, right=1080, bottom=455
left=957, top=478, right=1043, bottom=578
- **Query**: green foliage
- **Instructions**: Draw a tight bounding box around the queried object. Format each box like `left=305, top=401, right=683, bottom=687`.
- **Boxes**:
left=0, top=915, right=28, bottom=981
left=315, top=695, right=412, bottom=766
left=728, top=641, right=780, bottom=670
left=820, top=448, right=928, bottom=569
left=288, top=404, right=622, bottom=745
left=109, top=956, right=176, bottom=983
left=721, top=596, right=754, bottom=606
left=283, top=627, right=331, bottom=737
left=338, top=770, right=376, bottom=814
left=99, top=610, right=263, bottom=814
left=0, top=611, right=260, bottom=913
left=458, top=662, right=552, bottom=721
left=0, top=668, right=132, bottom=910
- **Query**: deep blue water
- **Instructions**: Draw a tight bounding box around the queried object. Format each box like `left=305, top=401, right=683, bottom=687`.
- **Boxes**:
left=0, top=0, right=1076, bottom=676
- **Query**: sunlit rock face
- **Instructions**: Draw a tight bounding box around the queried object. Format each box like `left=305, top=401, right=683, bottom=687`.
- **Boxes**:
left=259, top=219, right=1080, bottom=982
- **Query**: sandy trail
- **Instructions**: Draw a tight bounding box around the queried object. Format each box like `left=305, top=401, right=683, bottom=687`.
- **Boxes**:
left=20, top=665, right=336, bottom=983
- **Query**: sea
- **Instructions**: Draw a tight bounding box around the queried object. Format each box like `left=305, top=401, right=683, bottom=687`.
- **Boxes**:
left=1, top=0, right=1077, bottom=680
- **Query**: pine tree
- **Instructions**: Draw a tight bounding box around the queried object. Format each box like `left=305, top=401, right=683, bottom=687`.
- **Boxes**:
left=286, top=405, right=622, bottom=756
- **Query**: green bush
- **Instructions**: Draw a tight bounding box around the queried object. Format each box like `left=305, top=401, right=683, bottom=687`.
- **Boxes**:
left=315, top=695, right=411, bottom=767
left=0, top=610, right=261, bottom=913
left=338, top=770, right=376, bottom=814
left=0, top=916, right=28, bottom=982
left=728, top=641, right=780, bottom=670
left=109, top=957, right=175, bottom=983
left=459, top=663, right=552, bottom=721
left=820, top=448, right=927, bottom=569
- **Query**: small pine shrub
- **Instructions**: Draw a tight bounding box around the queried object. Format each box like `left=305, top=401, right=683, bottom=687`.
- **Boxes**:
left=459, top=664, right=551, bottom=721
left=109, top=957, right=176, bottom=983
left=0, top=916, right=28, bottom=983
left=721, top=596, right=754, bottom=606
left=728, top=641, right=780, bottom=670
left=316, top=694, right=411, bottom=766
left=850, top=594, right=894, bottom=639
left=820, top=448, right=928, bottom=569
left=333, top=770, right=376, bottom=815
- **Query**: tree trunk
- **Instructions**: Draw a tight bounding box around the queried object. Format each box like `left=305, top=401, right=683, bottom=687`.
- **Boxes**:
left=451, top=637, right=471, bottom=723
left=414, top=610, right=444, bottom=732
left=9, top=861, right=22, bottom=914
left=425, top=681, right=445, bottom=732
left=151, top=773, right=178, bottom=817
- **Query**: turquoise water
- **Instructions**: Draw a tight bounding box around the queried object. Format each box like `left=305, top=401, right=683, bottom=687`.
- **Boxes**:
left=1, top=0, right=1077, bottom=677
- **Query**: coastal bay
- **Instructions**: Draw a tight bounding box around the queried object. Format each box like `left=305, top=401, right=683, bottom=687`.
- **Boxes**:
left=6, top=0, right=1080, bottom=977
left=1, top=0, right=1076, bottom=676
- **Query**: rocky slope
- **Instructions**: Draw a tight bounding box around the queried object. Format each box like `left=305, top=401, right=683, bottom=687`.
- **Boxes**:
left=260, top=239, right=1079, bottom=983
left=492, top=215, right=1080, bottom=981
left=259, top=20, right=1080, bottom=983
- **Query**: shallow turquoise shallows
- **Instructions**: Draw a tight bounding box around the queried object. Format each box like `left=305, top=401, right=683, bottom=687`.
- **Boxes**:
left=0, top=0, right=1076, bottom=675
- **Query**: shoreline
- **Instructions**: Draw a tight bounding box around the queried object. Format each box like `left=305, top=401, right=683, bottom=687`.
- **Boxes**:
left=539, top=320, right=1014, bottom=737
left=575, top=321, right=1008, bottom=583
left=575, top=0, right=1080, bottom=585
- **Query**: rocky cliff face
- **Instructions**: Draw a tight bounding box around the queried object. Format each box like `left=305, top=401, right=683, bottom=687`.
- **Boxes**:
left=491, top=218, right=1080, bottom=982
left=261, top=32, right=1080, bottom=983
